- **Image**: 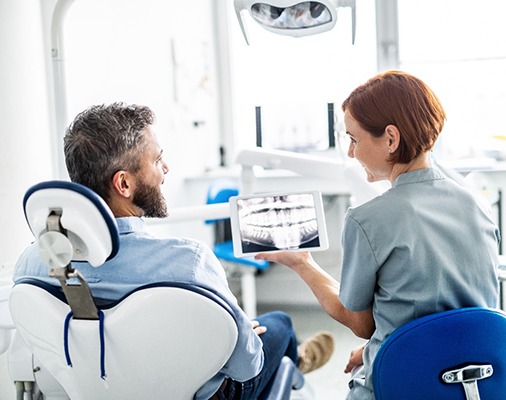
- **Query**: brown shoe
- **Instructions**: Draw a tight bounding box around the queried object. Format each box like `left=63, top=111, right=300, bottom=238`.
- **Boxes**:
left=297, top=331, right=335, bottom=374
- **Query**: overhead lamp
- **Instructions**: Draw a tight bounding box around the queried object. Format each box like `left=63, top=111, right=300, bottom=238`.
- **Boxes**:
left=234, top=0, right=356, bottom=45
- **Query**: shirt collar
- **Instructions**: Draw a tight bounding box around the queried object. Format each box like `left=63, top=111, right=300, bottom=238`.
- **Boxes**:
left=115, top=217, right=146, bottom=234
left=392, top=167, right=446, bottom=188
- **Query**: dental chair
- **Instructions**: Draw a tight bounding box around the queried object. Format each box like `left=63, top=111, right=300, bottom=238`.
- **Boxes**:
left=9, top=180, right=305, bottom=400
left=372, top=307, right=506, bottom=400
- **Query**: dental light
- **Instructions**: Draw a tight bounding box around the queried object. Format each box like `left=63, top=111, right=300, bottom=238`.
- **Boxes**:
left=234, top=0, right=356, bottom=45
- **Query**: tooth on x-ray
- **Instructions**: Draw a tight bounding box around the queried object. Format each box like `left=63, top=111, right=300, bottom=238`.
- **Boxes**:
left=238, top=194, right=318, bottom=249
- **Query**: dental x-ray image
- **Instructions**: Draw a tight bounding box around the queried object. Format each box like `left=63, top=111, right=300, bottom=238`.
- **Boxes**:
left=230, top=191, right=328, bottom=257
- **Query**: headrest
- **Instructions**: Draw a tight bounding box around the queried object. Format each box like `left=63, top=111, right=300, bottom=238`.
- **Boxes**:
left=23, top=181, right=119, bottom=268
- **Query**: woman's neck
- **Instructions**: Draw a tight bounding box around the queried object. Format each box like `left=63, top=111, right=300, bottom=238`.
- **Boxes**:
left=389, top=152, right=432, bottom=184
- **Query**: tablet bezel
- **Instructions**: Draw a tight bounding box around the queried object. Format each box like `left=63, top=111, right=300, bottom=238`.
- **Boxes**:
left=229, top=190, right=329, bottom=258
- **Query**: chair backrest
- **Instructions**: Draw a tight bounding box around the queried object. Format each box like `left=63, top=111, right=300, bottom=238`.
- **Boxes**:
left=10, top=280, right=238, bottom=400
left=23, top=180, right=120, bottom=320
left=23, top=180, right=119, bottom=267
left=372, top=307, right=506, bottom=400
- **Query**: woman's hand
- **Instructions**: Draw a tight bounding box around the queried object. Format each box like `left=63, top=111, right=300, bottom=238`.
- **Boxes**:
left=344, top=343, right=366, bottom=373
left=251, top=320, right=267, bottom=336
left=254, top=251, right=313, bottom=272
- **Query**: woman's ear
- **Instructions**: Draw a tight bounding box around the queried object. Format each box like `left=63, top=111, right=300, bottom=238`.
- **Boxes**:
left=111, top=170, right=134, bottom=199
left=385, top=125, right=400, bottom=153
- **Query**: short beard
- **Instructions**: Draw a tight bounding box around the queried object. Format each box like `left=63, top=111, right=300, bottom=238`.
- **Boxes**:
left=132, top=178, right=168, bottom=218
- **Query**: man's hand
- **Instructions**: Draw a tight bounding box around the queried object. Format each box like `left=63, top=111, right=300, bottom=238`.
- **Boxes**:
left=252, top=320, right=267, bottom=335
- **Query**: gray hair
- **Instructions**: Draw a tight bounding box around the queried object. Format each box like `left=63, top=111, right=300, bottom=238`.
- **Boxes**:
left=64, top=102, right=155, bottom=200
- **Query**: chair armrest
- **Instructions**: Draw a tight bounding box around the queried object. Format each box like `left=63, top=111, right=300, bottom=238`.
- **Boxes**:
left=264, top=356, right=305, bottom=400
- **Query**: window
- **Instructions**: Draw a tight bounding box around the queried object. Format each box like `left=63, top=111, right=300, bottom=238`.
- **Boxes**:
left=398, top=0, right=506, bottom=164
left=225, top=0, right=378, bottom=157
left=225, top=1, right=506, bottom=166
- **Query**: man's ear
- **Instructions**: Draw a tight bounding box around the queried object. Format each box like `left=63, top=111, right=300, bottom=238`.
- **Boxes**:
left=111, top=170, right=134, bottom=199
left=385, top=125, right=400, bottom=153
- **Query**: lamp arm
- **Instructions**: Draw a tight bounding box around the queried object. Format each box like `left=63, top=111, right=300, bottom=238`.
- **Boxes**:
left=235, top=148, right=343, bottom=181
left=50, top=0, right=76, bottom=179
left=234, top=0, right=250, bottom=45
left=337, top=0, right=356, bottom=44
left=50, top=0, right=75, bottom=61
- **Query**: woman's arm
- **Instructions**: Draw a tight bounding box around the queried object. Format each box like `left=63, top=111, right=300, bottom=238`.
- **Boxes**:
left=255, top=251, right=375, bottom=338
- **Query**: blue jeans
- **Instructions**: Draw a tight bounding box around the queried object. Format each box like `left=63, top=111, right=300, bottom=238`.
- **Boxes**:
left=223, top=311, right=299, bottom=400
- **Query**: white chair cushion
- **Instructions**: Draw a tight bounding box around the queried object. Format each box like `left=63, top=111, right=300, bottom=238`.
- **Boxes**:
left=10, top=283, right=238, bottom=400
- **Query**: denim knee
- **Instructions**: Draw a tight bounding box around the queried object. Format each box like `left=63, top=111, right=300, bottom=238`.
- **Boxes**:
left=258, top=310, right=293, bottom=330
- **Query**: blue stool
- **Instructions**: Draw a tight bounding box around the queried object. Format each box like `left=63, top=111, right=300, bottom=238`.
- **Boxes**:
left=372, top=307, right=506, bottom=400
left=206, top=180, right=269, bottom=317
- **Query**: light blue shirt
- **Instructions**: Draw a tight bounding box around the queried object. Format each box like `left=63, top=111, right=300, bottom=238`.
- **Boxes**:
left=339, top=168, right=500, bottom=399
left=14, top=217, right=264, bottom=400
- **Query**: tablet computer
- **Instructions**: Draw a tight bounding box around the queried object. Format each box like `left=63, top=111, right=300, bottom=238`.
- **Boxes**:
left=229, top=190, right=329, bottom=257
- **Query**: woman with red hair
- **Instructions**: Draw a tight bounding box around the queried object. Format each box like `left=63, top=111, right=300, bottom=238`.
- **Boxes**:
left=256, top=70, right=500, bottom=399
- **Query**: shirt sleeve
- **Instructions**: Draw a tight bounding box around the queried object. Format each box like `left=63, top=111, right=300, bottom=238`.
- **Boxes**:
left=13, top=244, right=49, bottom=283
left=193, top=243, right=264, bottom=382
left=339, top=211, right=379, bottom=312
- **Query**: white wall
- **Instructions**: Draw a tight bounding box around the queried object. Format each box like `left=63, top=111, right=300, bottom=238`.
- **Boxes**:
left=0, top=0, right=224, bottom=253
left=62, top=0, right=222, bottom=215
left=0, top=0, right=55, bottom=271
left=0, top=0, right=56, bottom=396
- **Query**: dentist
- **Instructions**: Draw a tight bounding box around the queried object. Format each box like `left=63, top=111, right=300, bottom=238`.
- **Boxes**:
left=256, top=70, right=500, bottom=399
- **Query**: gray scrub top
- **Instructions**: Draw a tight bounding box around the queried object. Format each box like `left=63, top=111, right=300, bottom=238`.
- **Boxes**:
left=339, top=168, right=500, bottom=399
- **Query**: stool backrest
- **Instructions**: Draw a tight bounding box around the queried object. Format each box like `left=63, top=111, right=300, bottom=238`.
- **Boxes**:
left=372, top=307, right=506, bottom=400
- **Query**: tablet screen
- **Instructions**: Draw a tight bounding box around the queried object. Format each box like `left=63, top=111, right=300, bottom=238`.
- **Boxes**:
left=229, top=190, right=329, bottom=257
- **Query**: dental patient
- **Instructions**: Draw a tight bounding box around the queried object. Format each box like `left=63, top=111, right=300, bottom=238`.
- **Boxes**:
left=13, top=102, right=335, bottom=400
